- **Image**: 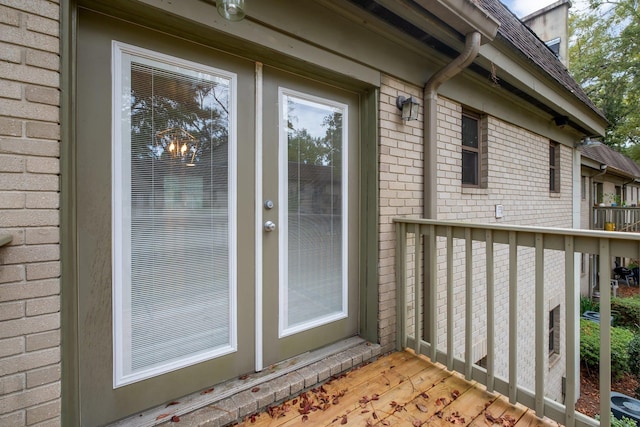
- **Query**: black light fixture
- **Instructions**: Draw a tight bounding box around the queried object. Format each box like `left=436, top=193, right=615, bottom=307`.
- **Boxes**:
left=553, top=115, right=569, bottom=127
left=217, top=0, right=246, bottom=21
left=396, top=95, right=420, bottom=121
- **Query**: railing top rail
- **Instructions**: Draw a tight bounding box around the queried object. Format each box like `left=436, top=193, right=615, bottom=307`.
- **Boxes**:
left=393, top=217, right=640, bottom=241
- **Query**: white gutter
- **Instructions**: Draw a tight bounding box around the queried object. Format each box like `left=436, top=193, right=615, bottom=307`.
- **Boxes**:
left=424, top=31, right=481, bottom=218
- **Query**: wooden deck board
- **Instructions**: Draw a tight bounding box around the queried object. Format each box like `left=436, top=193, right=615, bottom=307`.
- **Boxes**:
left=232, top=351, right=563, bottom=427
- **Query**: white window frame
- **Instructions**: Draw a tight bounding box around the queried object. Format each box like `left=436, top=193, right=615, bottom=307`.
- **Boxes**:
left=277, top=88, right=349, bottom=338
left=111, top=41, right=238, bottom=387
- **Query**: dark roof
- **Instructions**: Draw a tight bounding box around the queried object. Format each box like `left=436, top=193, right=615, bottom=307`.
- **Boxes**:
left=580, top=142, right=640, bottom=177
left=478, top=0, right=607, bottom=121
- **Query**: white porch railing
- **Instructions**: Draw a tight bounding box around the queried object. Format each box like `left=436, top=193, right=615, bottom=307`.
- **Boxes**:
left=593, top=206, right=640, bottom=232
left=395, top=218, right=640, bottom=427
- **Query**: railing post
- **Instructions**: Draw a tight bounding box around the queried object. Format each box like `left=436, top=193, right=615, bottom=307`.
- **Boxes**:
left=446, top=226, right=454, bottom=371
left=395, top=222, right=407, bottom=351
left=508, top=231, right=518, bottom=404
left=535, top=233, right=545, bottom=417
left=414, top=224, right=422, bottom=355
left=564, top=236, right=576, bottom=427
left=486, top=229, right=495, bottom=393
left=599, top=238, right=612, bottom=427
left=427, top=224, right=437, bottom=361
left=465, top=227, right=473, bottom=380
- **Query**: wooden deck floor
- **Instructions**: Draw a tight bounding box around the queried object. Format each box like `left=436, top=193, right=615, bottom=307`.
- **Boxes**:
left=233, top=351, right=561, bottom=427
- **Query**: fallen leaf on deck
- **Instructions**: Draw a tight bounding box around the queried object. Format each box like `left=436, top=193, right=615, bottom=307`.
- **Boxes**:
left=416, top=403, right=428, bottom=413
left=446, top=411, right=465, bottom=424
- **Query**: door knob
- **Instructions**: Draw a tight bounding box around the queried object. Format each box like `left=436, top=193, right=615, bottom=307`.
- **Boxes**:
left=264, top=221, right=276, bottom=232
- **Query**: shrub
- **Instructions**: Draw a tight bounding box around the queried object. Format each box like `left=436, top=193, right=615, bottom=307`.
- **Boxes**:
left=629, top=334, right=640, bottom=379
left=611, top=296, right=640, bottom=330
left=580, top=319, right=635, bottom=379
left=580, top=296, right=599, bottom=314
left=596, top=412, right=638, bottom=427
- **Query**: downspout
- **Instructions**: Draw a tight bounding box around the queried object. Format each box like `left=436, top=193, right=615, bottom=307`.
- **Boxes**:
left=424, top=31, right=481, bottom=218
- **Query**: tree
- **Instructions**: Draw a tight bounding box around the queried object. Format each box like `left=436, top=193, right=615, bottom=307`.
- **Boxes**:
left=569, top=0, right=640, bottom=151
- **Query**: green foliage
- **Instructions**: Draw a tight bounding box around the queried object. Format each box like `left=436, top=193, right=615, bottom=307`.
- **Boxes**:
left=569, top=0, right=640, bottom=148
left=596, top=412, right=638, bottom=427
left=611, top=296, right=640, bottom=329
left=581, top=296, right=600, bottom=314
left=580, top=319, right=635, bottom=378
left=629, top=334, right=640, bottom=379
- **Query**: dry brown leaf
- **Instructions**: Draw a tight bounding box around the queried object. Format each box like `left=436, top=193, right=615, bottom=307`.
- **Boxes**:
left=416, top=403, right=428, bottom=413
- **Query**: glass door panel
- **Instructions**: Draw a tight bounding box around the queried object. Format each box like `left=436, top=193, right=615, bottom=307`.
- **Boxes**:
left=113, top=45, right=237, bottom=386
left=261, top=66, right=360, bottom=367
left=76, top=11, right=255, bottom=425
left=280, top=91, right=347, bottom=336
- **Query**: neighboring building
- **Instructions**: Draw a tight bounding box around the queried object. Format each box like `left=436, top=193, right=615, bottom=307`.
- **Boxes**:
left=0, top=0, right=607, bottom=425
left=521, top=0, right=572, bottom=66
left=579, top=141, right=640, bottom=296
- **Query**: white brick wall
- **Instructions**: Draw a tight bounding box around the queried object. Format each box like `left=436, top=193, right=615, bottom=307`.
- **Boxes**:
left=0, top=0, right=61, bottom=425
left=379, top=74, right=571, bottom=402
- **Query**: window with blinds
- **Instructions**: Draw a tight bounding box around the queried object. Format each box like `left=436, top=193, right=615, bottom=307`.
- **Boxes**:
left=112, top=43, right=237, bottom=386
left=279, top=89, right=348, bottom=337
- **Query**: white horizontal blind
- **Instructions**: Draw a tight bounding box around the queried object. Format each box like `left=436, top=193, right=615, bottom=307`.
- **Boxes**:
left=279, top=90, right=348, bottom=336
left=113, top=44, right=237, bottom=386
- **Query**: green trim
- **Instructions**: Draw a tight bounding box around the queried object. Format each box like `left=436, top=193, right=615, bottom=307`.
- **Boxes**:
left=359, top=89, right=380, bottom=344
left=0, top=234, right=12, bottom=247
left=60, top=0, right=80, bottom=425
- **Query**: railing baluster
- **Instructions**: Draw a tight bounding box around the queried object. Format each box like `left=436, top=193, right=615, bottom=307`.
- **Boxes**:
left=508, top=231, right=518, bottom=404
left=414, top=223, right=421, bottom=355
left=428, top=224, right=438, bottom=361
left=396, top=222, right=407, bottom=351
left=393, top=218, right=640, bottom=427
left=486, top=229, right=495, bottom=393
left=465, top=227, right=473, bottom=380
left=535, top=233, right=545, bottom=417
left=599, top=238, right=612, bottom=427
left=447, top=226, right=454, bottom=371
left=564, top=236, right=576, bottom=427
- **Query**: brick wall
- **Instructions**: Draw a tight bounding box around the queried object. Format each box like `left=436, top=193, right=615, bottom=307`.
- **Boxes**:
left=377, top=75, right=424, bottom=353
left=0, top=1, right=61, bottom=425
left=379, top=73, right=572, bottom=402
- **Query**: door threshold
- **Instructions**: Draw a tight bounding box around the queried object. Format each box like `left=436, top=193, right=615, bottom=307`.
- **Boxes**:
left=109, top=337, right=380, bottom=427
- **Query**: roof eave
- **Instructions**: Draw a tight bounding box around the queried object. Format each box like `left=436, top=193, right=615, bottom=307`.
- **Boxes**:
left=411, top=0, right=500, bottom=43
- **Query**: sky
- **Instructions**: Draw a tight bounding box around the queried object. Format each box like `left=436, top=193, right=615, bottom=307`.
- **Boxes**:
left=501, top=0, right=589, bottom=18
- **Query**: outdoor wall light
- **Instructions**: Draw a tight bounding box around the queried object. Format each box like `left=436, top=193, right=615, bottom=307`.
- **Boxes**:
left=553, top=115, right=569, bottom=127
left=217, top=0, right=245, bottom=21
left=396, top=95, right=420, bottom=121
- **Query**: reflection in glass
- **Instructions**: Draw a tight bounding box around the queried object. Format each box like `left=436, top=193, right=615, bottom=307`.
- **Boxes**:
left=283, top=94, right=346, bottom=330
left=116, top=55, right=234, bottom=382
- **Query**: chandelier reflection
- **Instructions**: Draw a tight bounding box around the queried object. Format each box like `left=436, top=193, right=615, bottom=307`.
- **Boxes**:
left=155, top=127, right=199, bottom=166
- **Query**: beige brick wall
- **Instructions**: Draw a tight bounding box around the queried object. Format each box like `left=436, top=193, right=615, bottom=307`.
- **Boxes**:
left=379, top=74, right=571, bottom=402
left=378, top=75, right=424, bottom=353
left=0, top=1, right=61, bottom=425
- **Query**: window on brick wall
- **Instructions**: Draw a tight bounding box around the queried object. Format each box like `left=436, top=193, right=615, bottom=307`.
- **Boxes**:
left=549, top=305, right=560, bottom=358
left=462, top=111, right=485, bottom=187
left=549, top=141, right=560, bottom=193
